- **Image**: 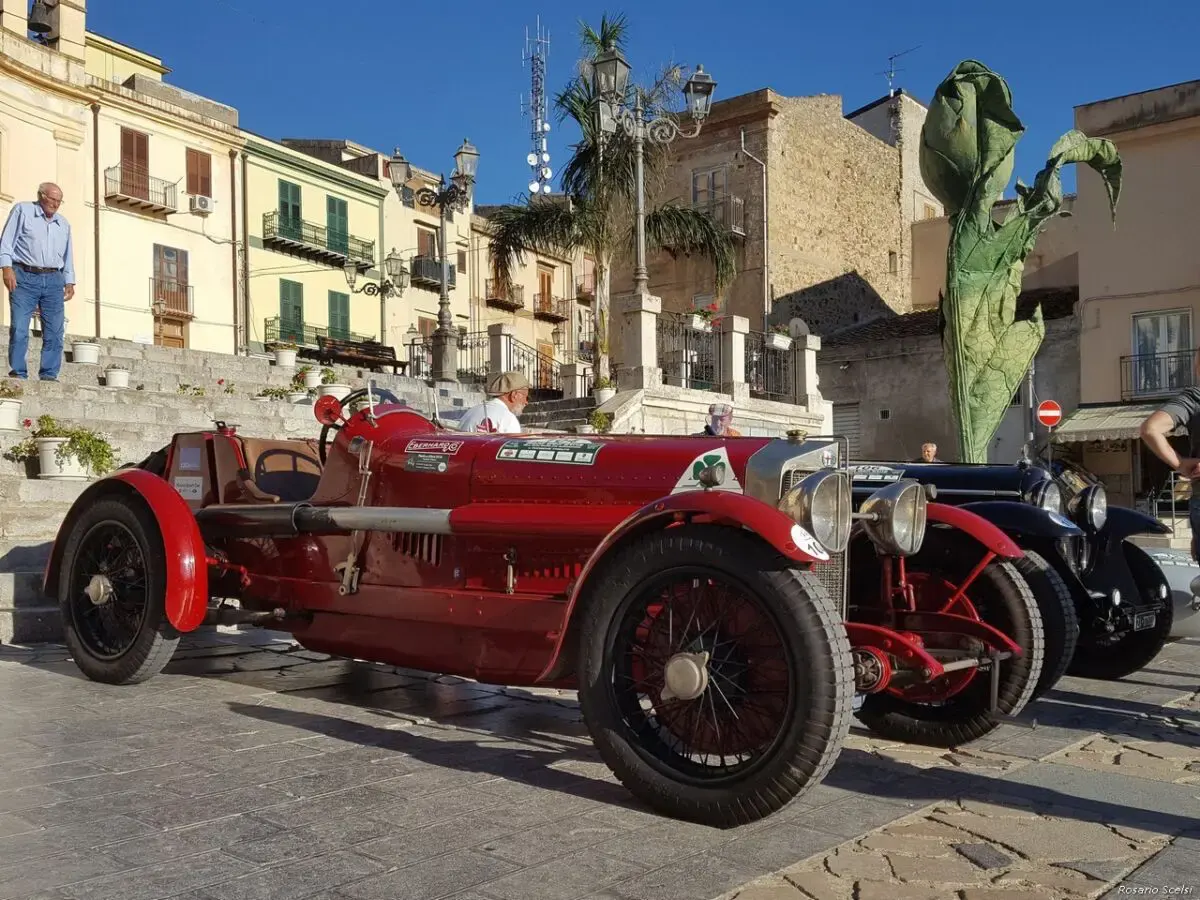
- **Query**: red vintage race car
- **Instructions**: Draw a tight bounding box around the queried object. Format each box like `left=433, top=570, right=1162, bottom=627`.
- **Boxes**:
left=43, top=387, right=1043, bottom=827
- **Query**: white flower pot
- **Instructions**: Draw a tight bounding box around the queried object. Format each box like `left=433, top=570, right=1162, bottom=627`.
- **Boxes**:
left=105, top=368, right=130, bottom=388
left=576, top=425, right=596, bottom=434
left=594, top=387, right=616, bottom=405
left=37, top=437, right=88, bottom=480
left=687, top=315, right=708, bottom=331
left=287, top=391, right=309, bottom=404
left=273, top=348, right=297, bottom=367
left=302, top=369, right=322, bottom=389
left=0, top=398, right=21, bottom=431
left=71, top=341, right=101, bottom=365
left=318, top=383, right=352, bottom=402
left=767, top=333, right=793, bottom=351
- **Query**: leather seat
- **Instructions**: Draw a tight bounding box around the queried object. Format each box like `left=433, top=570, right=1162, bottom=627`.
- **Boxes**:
left=236, top=438, right=322, bottom=503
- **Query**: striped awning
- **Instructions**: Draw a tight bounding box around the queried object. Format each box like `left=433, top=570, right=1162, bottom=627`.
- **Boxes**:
left=1052, top=402, right=1187, bottom=443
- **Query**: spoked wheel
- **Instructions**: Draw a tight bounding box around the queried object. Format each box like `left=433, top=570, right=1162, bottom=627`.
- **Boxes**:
left=577, top=524, right=853, bottom=828
left=1069, top=541, right=1173, bottom=680
left=317, top=386, right=401, bottom=464
left=853, top=529, right=1045, bottom=748
left=1014, top=549, right=1079, bottom=699
left=59, top=498, right=179, bottom=684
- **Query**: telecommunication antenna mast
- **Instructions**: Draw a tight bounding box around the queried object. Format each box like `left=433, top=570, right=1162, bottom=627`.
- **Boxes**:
left=521, top=17, right=553, bottom=195
left=878, top=45, right=921, bottom=96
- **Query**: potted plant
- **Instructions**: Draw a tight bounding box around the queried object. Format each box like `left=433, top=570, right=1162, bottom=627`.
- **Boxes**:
left=296, top=365, right=322, bottom=390
left=592, top=376, right=616, bottom=405
left=255, top=386, right=290, bottom=402
left=271, top=342, right=298, bottom=367
left=104, top=363, right=131, bottom=388
left=287, top=387, right=310, bottom=404
left=0, top=380, right=22, bottom=431
left=688, top=303, right=720, bottom=332
left=71, top=339, right=101, bottom=365
left=767, top=323, right=793, bottom=351
left=317, top=366, right=351, bottom=402
left=6, top=415, right=116, bottom=480
left=218, top=378, right=236, bottom=394
left=588, top=409, right=612, bottom=434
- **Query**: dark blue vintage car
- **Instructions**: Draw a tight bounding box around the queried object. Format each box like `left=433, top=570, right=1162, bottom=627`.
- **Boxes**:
left=849, top=457, right=1173, bottom=694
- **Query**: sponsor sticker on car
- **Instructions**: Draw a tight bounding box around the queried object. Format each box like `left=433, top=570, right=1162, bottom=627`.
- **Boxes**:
left=850, top=465, right=904, bottom=482
left=496, top=437, right=603, bottom=466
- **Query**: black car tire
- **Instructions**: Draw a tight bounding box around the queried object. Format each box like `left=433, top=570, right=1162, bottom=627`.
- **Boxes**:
left=1068, top=541, right=1174, bottom=681
left=59, top=497, right=180, bottom=685
left=577, top=523, right=853, bottom=828
left=855, top=528, right=1045, bottom=748
left=1015, top=550, right=1079, bottom=699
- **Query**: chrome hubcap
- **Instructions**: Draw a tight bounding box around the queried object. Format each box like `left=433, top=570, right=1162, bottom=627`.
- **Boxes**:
left=660, top=650, right=710, bottom=702
left=84, top=573, right=114, bottom=607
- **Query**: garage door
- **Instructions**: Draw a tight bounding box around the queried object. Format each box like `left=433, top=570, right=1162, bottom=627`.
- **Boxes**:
left=832, top=403, right=861, bottom=458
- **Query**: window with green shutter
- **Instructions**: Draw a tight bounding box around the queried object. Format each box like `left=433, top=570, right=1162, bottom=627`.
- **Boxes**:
left=278, top=180, right=301, bottom=241
left=327, top=196, right=349, bottom=256
left=328, top=290, right=350, bottom=340
left=279, top=280, right=304, bottom=343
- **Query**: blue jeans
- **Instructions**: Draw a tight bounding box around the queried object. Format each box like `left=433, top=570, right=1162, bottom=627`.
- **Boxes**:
left=8, top=269, right=65, bottom=379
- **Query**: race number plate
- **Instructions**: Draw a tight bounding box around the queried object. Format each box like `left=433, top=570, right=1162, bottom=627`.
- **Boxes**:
left=1133, top=611, right=1156, bottom=631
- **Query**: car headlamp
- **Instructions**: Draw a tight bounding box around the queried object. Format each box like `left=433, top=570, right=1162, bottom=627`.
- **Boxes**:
left=778, top=470, right=851, bottom=553
left=1077, top=483, right=1108, bottom=531
left=1031, top=480, right=1062, bottom=514
left=855, top=478, right=928, bottom=556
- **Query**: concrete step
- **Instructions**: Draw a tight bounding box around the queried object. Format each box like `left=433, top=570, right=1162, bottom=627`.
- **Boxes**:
left=523, top=397, right=597, bottom=414
left=0, top=605, right=61, bottom=644
left=0, top=538, right=52, bottom=572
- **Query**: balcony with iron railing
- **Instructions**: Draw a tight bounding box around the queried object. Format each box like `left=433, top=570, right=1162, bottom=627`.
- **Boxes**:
left=576, top=272, right=596, bottom=303
left=694, top=193, right=746, bottom=237
left=410, top=255, right=457, bottom=291
left=656, top=311, right=723, bottom=392
left=1120, top=348, right=1198, bottom=401
left=484, top=278, right=524, bottom=312
left=533, top=293, right=571, bottom=323
left=105, top=165, right=178, bottom=215
left=262, top=210, right=375, bottom=269
left=745, top=331, right=796, bottom=403
left=263, top=316, right=371, bottom=350
left=149, top=277, right=194, bottom=319
left=504, top=334, right=563, bottom=401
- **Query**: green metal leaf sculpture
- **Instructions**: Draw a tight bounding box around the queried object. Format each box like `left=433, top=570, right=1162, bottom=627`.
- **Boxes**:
left=920, top=60, right=1122, bottom=462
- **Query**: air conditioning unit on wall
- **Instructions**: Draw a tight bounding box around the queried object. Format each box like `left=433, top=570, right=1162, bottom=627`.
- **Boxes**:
left=189, top=195, right=214, bottom=215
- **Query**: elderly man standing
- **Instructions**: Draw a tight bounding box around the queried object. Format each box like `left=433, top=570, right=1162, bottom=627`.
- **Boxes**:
left=457, top=371, right=530, bottom=433
left=0, top=182, right=75, bottom=381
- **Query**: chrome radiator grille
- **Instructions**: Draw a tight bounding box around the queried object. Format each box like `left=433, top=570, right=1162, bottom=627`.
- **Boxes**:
left=780, top=466, right=848, bottom=617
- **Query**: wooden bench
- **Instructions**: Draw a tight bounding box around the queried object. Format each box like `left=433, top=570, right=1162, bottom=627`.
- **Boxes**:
left=317, top=336, right=405, bottom=375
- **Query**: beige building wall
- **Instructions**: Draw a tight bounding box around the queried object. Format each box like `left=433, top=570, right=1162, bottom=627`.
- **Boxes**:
left=241, top=138, right=385, bottom=353
left=911, top=197, right=1080, bottom=309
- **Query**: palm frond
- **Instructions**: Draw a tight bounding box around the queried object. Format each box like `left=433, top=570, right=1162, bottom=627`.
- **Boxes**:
left=579, top=12, right=627, bottom=54
left=485, top=201, right=582, bottom=293
left=643, top=204, right=737, bottom=291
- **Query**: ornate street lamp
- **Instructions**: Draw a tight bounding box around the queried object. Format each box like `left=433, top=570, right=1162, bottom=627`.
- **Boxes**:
left=344, top=247, right=410, bottom=344
left=387, top=140, right=479, bottom=382
left=592, top=58, right=717, bottom=295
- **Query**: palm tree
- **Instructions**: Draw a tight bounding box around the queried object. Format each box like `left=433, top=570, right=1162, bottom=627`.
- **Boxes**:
left=486, top=13, right=736, bottom=381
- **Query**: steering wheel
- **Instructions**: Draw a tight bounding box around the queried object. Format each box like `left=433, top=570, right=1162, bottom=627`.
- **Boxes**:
left=317, top=386, right=402, bottom=465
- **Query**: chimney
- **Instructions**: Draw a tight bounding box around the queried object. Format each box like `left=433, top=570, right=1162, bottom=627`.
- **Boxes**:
left=48, top=0, right=85, bottom=62
left=0, top=0, right=28, bottom=37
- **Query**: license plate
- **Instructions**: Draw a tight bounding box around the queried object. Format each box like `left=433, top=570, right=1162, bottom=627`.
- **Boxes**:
left=1133, top=612, right=1156, bottom=631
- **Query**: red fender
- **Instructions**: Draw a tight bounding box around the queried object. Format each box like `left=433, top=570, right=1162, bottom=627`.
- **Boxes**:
left=926, top=502, right=1023, bottom=559
left=536, top=489, right=828, bottom=682
left=43, top=469, right=208, bottom=632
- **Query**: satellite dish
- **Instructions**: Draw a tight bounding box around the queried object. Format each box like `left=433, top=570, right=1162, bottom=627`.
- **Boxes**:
left=526, top=152, right=537, bottom=166
left=542, top=122, right=551, bottom=132
left=541, top=166, right=553, bottom=179
left=788, top=317, right=810, bottom=338
left=541, top=151, right=551, bottom=163
left=528, top=181, right=540, bottom=193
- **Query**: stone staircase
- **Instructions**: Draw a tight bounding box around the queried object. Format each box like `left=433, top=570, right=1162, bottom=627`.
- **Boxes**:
left=519, top=396, right=597, bottom=433
left=0, top=334, right=486, bottom=644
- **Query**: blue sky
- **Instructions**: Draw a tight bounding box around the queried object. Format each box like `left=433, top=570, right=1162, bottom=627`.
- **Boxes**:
left=89, top=0, right=1200, bottom=206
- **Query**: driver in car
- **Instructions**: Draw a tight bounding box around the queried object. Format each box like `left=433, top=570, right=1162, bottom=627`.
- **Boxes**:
left=458, top=371, right=529, bottom=434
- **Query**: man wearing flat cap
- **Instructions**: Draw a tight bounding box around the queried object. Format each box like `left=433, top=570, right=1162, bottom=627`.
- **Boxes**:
left=458, top=371, right=529, bottom=433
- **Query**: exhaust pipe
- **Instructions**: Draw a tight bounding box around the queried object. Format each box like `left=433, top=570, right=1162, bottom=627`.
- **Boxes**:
left=196, top=503, right=453, bottom=539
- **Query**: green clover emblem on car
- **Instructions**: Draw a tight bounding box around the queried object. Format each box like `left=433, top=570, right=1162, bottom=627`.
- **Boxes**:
left=693, top=454, right=725, bottom=481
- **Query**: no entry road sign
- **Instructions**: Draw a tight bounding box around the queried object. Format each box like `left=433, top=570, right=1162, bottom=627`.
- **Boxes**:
left=1037, top=400, right=1062, bottom=428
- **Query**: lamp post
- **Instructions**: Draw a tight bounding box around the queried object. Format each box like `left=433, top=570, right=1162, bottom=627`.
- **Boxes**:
left=343, top=248, right=410, bottom=343
left=387, top=140, right=479, bottom=382
left=591, top=51, right=716, bottom=296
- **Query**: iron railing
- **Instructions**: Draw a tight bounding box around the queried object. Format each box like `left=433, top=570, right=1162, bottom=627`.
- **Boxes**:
left=1120, top=348, right=1197, bottom=401
left=263, top=316, right=371, bottom=348
left=149, top=277, right=193, bottom=317
left=262, top=210, right=375, bottom=266
left=576, top=272, right=596, bottom=300
left=745, top=331, right=795, bottom=402
left=410, top=255, right=457, bottom=289
left=656, top=311, right=722, bottom=391
left=105, top=165, right=177, bottom=211
left=533, top=293, right=571, bottom=321
left=504, top=334, right=562, bottom=400
left=484, top=278, right=523, bottom=309
left=406, top=336, right=432, bottom=379
left=457, top=330, right=489, bottom=386
left=694, top=193, right=746, bottom=236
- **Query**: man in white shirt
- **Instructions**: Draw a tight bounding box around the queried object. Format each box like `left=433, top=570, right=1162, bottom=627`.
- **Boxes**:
left=457, top=371, right=529, bottom=433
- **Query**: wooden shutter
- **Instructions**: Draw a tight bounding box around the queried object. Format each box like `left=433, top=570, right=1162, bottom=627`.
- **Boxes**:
left=326, top=196, right=349, bottom=255
left=120, top=128, right=149, bottom=200
left=186, top=149, right=212, bottom=196
left=328, top=291, right=350, bottom=339
left=279, top=280, right=304, bottom=342
left=832, top=403, right=862, bottom=458
left=417, top=228, right=437, bottom=258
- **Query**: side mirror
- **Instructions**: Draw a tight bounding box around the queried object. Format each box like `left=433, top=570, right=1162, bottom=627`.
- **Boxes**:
left=314, top=395, right=343, bottom=427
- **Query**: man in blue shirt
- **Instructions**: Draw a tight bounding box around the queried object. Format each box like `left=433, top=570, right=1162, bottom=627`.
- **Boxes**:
left=0, top=182, right=75, bottom=381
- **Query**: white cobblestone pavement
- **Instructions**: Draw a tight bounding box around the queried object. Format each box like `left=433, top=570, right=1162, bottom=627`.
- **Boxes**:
left=0, top=630, right=1195, bottom=900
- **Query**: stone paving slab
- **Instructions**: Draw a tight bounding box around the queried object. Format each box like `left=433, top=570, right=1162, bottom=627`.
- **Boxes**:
left=0, top=632, right=1193, bottom=900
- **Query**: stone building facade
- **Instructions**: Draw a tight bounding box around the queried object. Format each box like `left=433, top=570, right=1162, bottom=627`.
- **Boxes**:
left=614, top=87, right=935, bottom=339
